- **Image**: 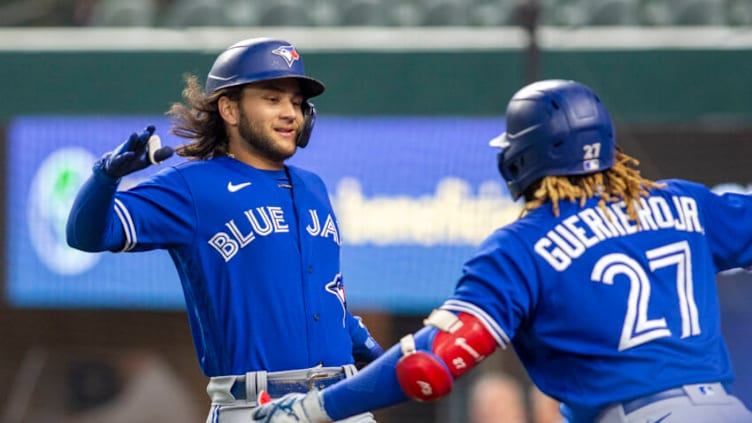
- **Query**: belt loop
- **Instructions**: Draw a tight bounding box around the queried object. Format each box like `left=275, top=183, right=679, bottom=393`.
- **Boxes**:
left=257, top=371, right=268, bottom=394
left=208, top=376, right=236, bottom=403
left=343, top=364, right=357, bottom=378
left=245, top=370, right=267, bottom=403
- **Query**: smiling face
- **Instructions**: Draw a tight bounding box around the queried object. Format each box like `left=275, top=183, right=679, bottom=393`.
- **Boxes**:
left=218, top=77, right=305, bottom=169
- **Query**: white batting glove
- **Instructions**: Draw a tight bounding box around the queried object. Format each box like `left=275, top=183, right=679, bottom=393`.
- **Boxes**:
left=252, top=390, right=332, bottom=423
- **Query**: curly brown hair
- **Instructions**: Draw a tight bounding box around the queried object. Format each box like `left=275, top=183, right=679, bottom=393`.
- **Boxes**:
left=523, top=150, right=664, bottom=222
left=166, top=74, right=243, bottom=160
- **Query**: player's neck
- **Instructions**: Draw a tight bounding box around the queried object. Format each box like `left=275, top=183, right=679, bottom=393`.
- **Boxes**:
left=226, top=150, right=284, bottom=170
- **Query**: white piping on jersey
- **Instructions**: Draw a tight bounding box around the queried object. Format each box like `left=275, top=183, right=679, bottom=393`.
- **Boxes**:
left=441, top=299, right=510, bottom=348
left=113, top=198, right=137, bottom=252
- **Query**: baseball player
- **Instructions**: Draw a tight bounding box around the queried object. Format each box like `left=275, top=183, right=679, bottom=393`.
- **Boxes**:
left=65, top=37, right=383, bottom=423
left=250, top=80, right=752, bottom=423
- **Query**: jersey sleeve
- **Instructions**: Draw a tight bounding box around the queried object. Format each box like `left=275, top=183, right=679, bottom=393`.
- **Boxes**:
left=112, top=167, right=196, bottom=252
left=67, top=166, right=196, bottom=253
left=441, top=229, right=535, bottom=349
left=682, top=180, right=752, bottom=270
left=66, top=167, right=127, bottom=252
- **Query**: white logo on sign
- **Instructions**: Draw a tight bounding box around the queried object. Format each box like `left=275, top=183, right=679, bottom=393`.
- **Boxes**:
left=29, top=147, right=101, bottom=274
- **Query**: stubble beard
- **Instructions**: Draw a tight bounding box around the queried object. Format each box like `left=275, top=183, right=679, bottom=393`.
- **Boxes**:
left=238, top=113, right=297, bottom=163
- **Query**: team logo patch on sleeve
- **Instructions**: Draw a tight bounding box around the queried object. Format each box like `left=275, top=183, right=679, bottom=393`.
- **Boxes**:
left=271, top=45, right=300, bottom=67
left=325, top=273, right=347, bottom=327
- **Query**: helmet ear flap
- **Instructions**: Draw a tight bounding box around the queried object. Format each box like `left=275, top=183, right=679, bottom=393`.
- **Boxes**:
left=497, top=149, right=524, bottom=200
left=296, top=100, right=317, bottom=148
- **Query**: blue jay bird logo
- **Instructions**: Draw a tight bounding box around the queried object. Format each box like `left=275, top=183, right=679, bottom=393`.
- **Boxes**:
left=325, top=273, right=347, bottom=327
left=271, top=45, right=300, bottom=68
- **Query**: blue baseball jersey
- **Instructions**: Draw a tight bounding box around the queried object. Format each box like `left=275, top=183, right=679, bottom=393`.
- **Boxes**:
left=72, top=156, right=358, bottom=377
left=441, top=179, right=750, bottom=421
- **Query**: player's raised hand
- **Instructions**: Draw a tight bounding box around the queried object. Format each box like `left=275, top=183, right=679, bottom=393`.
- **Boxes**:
left=96, top=125, right=174, bottom=178
left=252, top=390, right=332, bottom=423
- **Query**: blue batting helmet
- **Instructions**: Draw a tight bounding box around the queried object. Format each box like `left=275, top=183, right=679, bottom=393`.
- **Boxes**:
left=205, top=37, right=325, bottom=98
left=491, top=79, right=615, bottom=200
left=206, top=38, right=325, bottom=148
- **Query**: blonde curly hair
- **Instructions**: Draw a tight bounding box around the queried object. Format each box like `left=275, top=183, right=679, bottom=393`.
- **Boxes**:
left=523, top=149, right=664, bottom=222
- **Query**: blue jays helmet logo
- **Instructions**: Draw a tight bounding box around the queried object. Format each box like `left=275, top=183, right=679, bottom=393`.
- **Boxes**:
left=271, top=45, right=300, bottom=68
left=325, top=273, right=347, bottom=327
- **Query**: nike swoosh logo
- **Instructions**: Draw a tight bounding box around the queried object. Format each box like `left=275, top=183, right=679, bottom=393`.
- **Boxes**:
left=649, top=412, right=672, bottom=423
left=227, top=181, right=252, bottom=192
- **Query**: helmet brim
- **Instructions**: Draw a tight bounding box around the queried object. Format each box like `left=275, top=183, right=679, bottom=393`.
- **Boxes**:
left=488, top=133, right=508, bottom=148
left=298, top=76, right=326, bottom=99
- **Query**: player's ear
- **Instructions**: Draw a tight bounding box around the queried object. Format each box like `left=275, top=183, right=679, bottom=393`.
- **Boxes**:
left=217, top=95, right=240, bottom=126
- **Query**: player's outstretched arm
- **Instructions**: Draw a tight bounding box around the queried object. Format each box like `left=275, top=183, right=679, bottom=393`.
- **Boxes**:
left=66, top=126, right=173, bottom=252
left=252, top=310, right=499, bottom=423
left=253, top=342, right=409, bottom=423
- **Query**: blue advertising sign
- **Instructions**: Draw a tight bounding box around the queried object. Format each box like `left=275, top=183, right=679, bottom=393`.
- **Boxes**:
left=6, top=115, right=516, bottom=312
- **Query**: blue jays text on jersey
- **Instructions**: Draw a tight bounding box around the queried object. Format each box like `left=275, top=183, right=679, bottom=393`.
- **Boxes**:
left=68, top=156, right=363, bottom=377
left=208, top=199, right=341, bottom=262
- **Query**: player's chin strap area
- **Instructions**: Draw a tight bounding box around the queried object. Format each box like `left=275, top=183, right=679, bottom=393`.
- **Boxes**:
left=395, top=309, right=498, bottom=402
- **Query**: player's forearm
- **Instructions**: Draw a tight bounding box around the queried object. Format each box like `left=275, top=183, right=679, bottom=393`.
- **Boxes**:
left=66, top=168, right=125, bottom=252
left=325, top=311, right=497, bottom=419
left=322, top=343, right=408, bottom=419
left=348, top=313, right=385, bottom=365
